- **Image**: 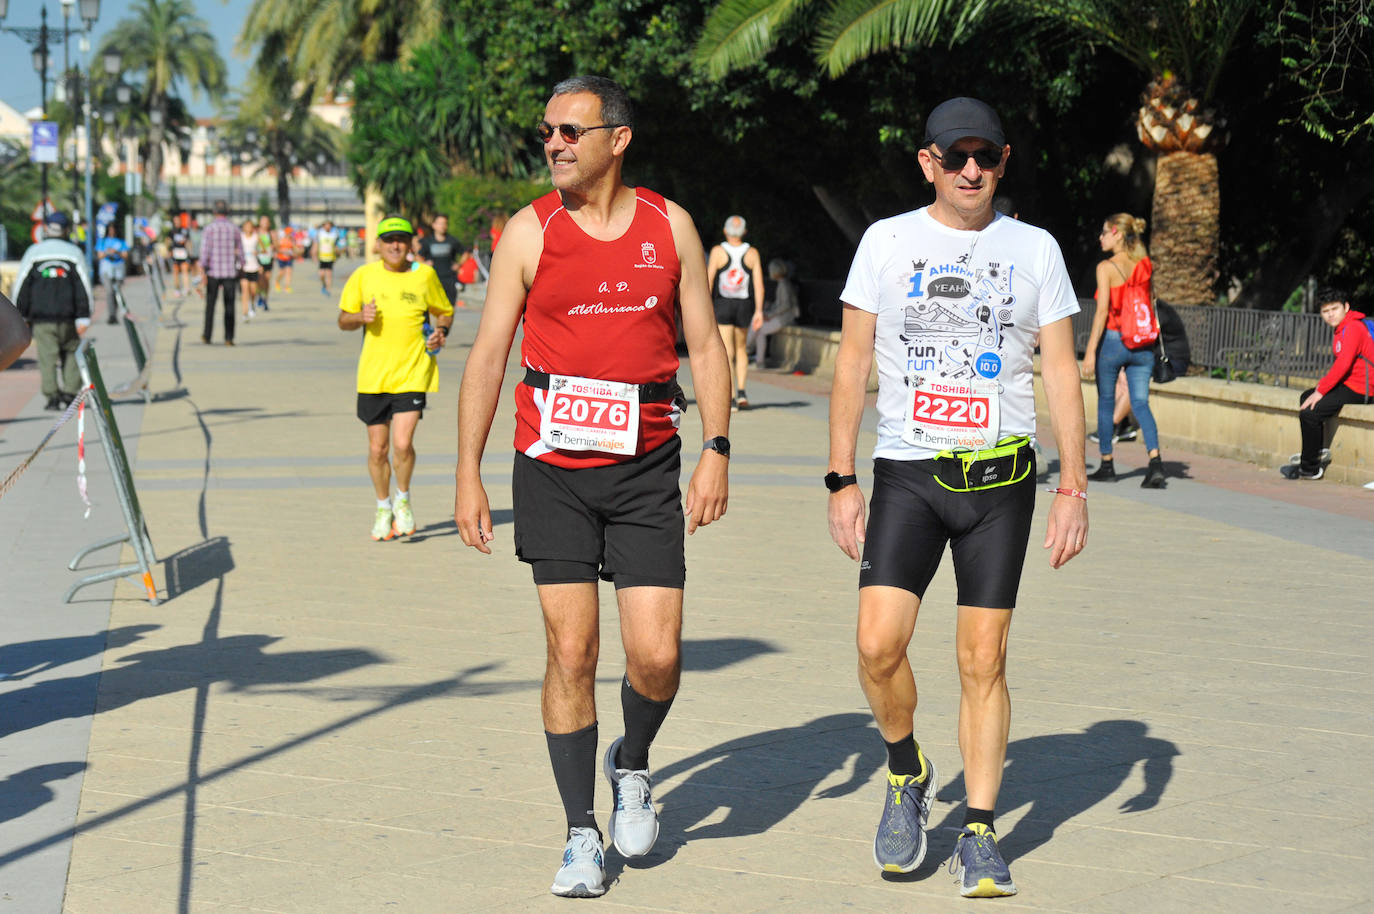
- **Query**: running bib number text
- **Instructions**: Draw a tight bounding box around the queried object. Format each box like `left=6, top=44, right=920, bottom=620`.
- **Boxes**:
left=540, top=374, right=640, bottom=455
left=903, top=376, right=1000, bottom=450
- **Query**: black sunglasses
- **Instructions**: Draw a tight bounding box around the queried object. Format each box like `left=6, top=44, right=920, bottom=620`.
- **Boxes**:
left=928, top=145, right=1003, bottom=171
left=536, top=121, right=623, bottom=144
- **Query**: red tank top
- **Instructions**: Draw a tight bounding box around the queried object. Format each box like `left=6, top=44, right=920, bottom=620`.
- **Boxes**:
left=514, top=188, right=682, bottom=468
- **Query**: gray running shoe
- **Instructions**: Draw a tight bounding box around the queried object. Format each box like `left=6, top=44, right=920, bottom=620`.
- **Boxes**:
left=948, top=824, right=1017, bottom=897
left=873, top=756, right=939, bottom=873
left=550, top=827, right=607, bottom=898
left=603, top=736, right=659, bottom=856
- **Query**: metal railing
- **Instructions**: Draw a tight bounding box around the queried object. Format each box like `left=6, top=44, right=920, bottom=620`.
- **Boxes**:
left=1070, top=301, right=1331, bottom=387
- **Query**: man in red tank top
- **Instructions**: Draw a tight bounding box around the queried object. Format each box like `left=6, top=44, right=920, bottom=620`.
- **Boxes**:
left=455, top=75, right=732, bottom=899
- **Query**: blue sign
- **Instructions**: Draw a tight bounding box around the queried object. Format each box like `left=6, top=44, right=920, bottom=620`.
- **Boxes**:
left=975, top=352, right=1002, bottom=378
left=30, top=121, right=58, bottom=164
left=96, top=202, right=119, bottom=234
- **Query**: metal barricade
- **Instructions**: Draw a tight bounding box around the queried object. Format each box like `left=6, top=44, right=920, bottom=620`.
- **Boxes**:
left=67, top=339, right=159, bottom=604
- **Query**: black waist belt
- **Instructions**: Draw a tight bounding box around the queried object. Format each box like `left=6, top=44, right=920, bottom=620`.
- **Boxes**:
left=912, top=437, right=1034, bottom=493
left=522, top=368, right=682, bottom=404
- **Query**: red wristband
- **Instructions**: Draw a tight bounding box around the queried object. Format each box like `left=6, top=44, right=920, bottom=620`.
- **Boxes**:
left=1047, top=487, right=1087, bottom=500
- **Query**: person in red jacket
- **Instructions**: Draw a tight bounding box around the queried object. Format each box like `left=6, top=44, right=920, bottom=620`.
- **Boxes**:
left=1282, top=287, right=1374, bottom=480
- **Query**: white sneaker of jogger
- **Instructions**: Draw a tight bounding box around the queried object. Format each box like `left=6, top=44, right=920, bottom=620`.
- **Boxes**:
left=603, top=736, right=659, bottom=856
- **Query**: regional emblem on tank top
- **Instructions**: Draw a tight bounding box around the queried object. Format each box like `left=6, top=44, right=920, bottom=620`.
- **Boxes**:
left=641, top=241, right=656, bottom=265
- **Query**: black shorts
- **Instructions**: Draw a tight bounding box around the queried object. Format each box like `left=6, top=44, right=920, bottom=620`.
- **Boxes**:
left=512, top=436, right=685, bottom=590
left=356, top=392, right=426, bottom=425
left=859, top=453, right=1036, bottom=608
left=239, top=268, right=259, bottom=282
left=319, top=260, right=335, bottom=271
left=713, top=297, right=753, bottom=328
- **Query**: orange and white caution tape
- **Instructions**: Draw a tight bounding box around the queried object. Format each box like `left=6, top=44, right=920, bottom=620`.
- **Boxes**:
left=0, top=388, right=93, bottom=503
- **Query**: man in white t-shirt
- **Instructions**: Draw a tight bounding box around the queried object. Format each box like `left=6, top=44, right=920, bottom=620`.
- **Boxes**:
left=826, top=97, right=1088, bottom=899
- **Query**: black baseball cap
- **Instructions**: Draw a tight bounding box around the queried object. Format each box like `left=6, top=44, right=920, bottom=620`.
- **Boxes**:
left=923, top=97, right=1005, bottom=151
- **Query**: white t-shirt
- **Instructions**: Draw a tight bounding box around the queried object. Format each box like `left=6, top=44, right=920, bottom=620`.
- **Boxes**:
left=841, top=207, right=1080, bottom=461
left=241, top=233, right=260, bottom=273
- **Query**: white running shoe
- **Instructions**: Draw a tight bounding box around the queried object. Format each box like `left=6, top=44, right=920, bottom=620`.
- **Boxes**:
left=603, top=736, right=659, bottom=857
left=550, top=827, right=606, bottom=898
left=392, top=494, right=415, bottom=536
left=371, top=506, right=394, bottom=541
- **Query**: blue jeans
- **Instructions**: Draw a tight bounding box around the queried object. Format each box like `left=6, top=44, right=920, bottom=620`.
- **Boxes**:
left=1097, top=331, right=1159, bottom=456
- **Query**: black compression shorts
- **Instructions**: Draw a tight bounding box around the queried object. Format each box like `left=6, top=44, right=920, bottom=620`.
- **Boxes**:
left=512, top=436, right=685, bottom=590
left=713, top=297, right=753, bottom=328
left=858, top=454, right=1036, bottom=608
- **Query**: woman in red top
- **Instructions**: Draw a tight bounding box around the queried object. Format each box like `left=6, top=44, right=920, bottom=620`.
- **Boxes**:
left=1081, top=212, right=1165, bottom=487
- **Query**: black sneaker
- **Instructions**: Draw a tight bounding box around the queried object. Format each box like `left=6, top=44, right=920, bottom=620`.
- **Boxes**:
left=1088, top=461, right=1116, bottom=481
left=1115, top=419, right=1139, bottom=442
left=1279, top=464, right=1324, bottom=481
left=1141, top=456, right=1166, bottom=488
left=43, top=395, right=62, bottom=411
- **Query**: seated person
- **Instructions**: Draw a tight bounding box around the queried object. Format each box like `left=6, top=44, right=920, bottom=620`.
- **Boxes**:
left=1281, top=286, right=1373, bottom=480
left=747, top=258, right=800, bottom=368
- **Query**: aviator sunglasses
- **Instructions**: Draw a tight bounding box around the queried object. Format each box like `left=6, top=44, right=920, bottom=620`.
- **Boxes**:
left=537, top=121, right=624, bottom=144
left=928, top=145, right=1004, bottom=171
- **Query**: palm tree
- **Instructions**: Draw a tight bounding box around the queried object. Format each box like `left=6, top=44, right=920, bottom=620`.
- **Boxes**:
left=695, top=0, right=1257, bottom=305
left=239, top=0, right=449, bottom=96
left=226, top=65, right=344, bottom=225
left=97, top=0, right=226, bottom=210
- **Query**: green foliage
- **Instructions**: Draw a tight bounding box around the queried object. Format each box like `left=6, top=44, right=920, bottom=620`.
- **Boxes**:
left=434, top=174, right=551, bottom=244
left=257, top=194, right=275, bottom=220
left=1267, top=0, right=1374, bottom=143
left=346, top=62, right=454, bottom=217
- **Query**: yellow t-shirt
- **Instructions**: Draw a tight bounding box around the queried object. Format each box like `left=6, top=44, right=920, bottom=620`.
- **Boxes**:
left=339, top=261, right=454, bottom=393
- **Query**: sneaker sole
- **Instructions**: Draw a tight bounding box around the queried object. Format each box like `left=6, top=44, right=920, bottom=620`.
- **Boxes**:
left=550, top=881, right=606, bottom=898
left=874, top=757, right=938, bottom=873
left=603, top=736, right=659, bottom=857
left=371, top=528, right=395, bottom=542
left=962, top=878, right=1017, bottom=898
left=391, top=524, right=414, bottom=537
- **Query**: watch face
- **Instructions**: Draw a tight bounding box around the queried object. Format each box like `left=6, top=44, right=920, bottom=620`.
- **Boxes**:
left=711, top=436, right=730, bottom=457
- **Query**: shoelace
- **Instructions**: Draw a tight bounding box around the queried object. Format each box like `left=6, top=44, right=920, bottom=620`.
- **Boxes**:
left=890, top=776, right=931, bottom=817
left=616, top=771, right=652, bottom=810
left=945, top=827, right=997, bottom=875
left=565, top=828, right=602, bottom=864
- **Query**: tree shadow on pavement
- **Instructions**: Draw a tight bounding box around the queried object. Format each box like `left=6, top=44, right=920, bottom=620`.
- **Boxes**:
left=0, top=633, right=385, bottom=743
left=681, top=637, right=779, bottom=672
left=908, top=719, right=1179, bottom=877
left=0, top=762, right=86, bottom=825
left=739, top=400, right=811, bottom=411
left=604, top=712, right=883, bottom=880
left=0, top=624, right=158, bottom=682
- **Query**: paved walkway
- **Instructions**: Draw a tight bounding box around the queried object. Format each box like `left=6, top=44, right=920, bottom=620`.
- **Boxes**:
left=2, top=269, right=1372, bottom=912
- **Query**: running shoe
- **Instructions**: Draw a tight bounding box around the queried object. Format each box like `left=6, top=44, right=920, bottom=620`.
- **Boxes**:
left=873, top=755, right=939, bottom=873
left=736, top=390, right=749, bottom=411
left=603, top=736, right=659, bottom=857
left=371, top=506, right=394, bottom=541
left=948, top=823, right=1017, bottom=897
left=550, top=827, right=606, bottom=898
left=1279, top=464, right=1324, bottom=480
left=392, top=494, right=415, bottom=536
left=1115, top=418, right=1140, bottom=441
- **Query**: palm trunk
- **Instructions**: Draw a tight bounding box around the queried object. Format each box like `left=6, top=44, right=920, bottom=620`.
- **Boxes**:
left=1150, top=151, right=1219, bottom=306
left=277, top=164, right=291, bottom=226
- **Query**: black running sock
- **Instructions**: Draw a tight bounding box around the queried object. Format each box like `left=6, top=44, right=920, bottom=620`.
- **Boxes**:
left=884, top=733, right=926, bottom=780
left=617, top=676, right=675, bottom=771
left=964, top=806, right=995, bottom=832
left=546, top=722, right=599, bottom=831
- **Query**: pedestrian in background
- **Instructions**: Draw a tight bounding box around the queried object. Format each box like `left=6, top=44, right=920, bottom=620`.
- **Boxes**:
left=12, top=213, right=91, bottom=409
left=1081, top=212, right=1165, bottom=488
left=95, top=223, right=129, bottom=325
left=199, top=200, right=244, bottom=345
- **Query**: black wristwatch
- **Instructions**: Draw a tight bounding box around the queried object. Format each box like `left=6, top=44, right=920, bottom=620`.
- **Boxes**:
left=703, top=436, right=731, bottom=458
left=825, top=471, right=858, bottom=493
